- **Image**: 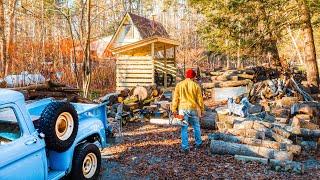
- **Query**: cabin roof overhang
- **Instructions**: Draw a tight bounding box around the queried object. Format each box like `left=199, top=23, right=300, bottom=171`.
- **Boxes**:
left=110, top=36, right=179, bottom=55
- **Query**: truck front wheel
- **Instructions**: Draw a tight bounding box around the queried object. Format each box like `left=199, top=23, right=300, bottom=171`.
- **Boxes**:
left=71, top=143, right=101, bottom=180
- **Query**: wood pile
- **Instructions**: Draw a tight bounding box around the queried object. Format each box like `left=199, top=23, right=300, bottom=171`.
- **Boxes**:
left=209, top=100, right=320, bottom=174
left=7, top=80, right=85, bottom=102
left=99, top=85, right=165, bottom=126
left=201, top=66, right=307, bottom=102
left=202, top=69, right=254, bottom=91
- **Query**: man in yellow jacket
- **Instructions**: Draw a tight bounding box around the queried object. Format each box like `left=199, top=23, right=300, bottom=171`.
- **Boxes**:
left=172, top=69, right=204, bottom=153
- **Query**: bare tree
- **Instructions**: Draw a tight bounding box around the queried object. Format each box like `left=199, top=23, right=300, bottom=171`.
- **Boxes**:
left=0, top=0, right=6, bottom=76
left=5, top=0, right=18, bottom=76
left=299, top=0, right=319, bottom=92
left=82, top=0, right=92, bottom=98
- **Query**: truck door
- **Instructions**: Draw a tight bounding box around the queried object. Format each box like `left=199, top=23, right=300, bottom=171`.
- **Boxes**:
left=0, top=105, right=46, bottom=179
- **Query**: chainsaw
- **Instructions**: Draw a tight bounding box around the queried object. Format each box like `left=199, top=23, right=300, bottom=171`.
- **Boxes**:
left=168, top=111, right=189, bottom=126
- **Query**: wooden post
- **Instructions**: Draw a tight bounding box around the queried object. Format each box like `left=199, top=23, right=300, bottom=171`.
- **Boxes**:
left=164, top=45, right=167, bottom=88
left=151, top=43, right=155, bottom=85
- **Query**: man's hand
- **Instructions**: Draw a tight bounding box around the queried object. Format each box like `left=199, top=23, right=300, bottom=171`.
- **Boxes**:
left=198, top=111, right=205, bottom=118
left=172, top=111, right=178, bottom=117
left=196, top=108, right=204, bottom=118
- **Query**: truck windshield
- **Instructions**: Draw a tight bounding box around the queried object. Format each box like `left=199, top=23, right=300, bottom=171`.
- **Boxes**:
left=0, top=108, right=21, bottom=145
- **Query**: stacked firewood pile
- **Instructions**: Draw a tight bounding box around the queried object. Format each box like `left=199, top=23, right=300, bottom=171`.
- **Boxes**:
left=98, top=85, right=170, bottom=126
left=6, top=80, right=85, bottom=102
left=209, top=98, right=320, bottom=174
left=201, top=66, right=306, bottom=100
left=202, top=69, right=255, bottom=99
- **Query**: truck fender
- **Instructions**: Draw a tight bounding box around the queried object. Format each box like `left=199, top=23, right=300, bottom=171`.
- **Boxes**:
left=47, top=118, right=106, bottom=172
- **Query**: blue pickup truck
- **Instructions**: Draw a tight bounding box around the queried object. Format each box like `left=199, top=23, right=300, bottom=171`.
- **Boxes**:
left=0, top=89, right=109, bottom=179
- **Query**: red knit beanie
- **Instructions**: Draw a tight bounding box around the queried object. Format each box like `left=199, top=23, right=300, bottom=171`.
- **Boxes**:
left=185, top=69, right=196, bottom=79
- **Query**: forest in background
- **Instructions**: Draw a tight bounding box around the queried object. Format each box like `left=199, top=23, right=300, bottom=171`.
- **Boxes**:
left=0, top=0, right=319, bottom=97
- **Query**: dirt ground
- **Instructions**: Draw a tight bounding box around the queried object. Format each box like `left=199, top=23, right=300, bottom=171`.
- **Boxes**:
left=100, top=121, right=320, bottom=179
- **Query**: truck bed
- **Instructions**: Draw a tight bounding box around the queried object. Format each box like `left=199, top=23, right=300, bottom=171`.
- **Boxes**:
left=27, top=98, right=108, bottom=130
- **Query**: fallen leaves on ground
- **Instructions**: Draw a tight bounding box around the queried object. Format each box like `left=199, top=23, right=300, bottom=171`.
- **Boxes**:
left=101, top=122, right=320, bottom=179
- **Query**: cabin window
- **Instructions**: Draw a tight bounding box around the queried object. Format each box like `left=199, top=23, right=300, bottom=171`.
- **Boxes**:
left=123, top=22, right=135, bottom=40
left=0, top=108, right=22, bottom=145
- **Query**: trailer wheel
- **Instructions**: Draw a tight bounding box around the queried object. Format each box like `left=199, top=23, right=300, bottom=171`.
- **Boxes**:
left=39, top=102, right=78, bottom=152
left=70, top=143, right=101, bottom=180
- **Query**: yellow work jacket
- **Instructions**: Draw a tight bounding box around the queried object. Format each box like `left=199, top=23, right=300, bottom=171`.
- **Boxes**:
left=172, top=78, right=204, bottom=113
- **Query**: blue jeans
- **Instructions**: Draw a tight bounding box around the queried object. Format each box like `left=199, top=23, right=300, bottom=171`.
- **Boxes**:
left=179, top=110, right=202, bottom=150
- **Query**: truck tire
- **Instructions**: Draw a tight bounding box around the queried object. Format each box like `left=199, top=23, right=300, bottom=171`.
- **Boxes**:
left=70, top=143, right=101, bottom=180
left=39, top=101, right=78, bottom=152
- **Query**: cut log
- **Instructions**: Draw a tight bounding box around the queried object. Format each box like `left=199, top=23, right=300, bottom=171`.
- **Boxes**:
left=12, top=83, right=49, bottom=91
left=0, top=81, right=7, bottom=88
left=260, top=101, right=271, bottom=112
left=266, top=130, right=293, bottom=144
left=219, top=79, right=251, bottom=88
left=275, top=117, right=289, bottom=124
left=291, top=115, right=319, bottom=130
left=275, top=97, right=299, bottom=108
left=208, top=133, right=301, bottom=154
left=285, top=126, right=320, bottom=138
left=230, top=76, right=239, bottom=81
left=27, top=91, right=74, bottom=99
left=123, top=96, right=139, bottom=105
left=202, top=82, right=220, bottom=89
left=241, top=69, right=255, bottom=75
left=216, top=75, right=228, bottom=81
left=132, top=86, right=149, bottom=101
left=238, top=74, right=254, bottom=80
left=233, top=120, right=269, bottom=133
left=200, top=111, right=217, bottom=130
left=291, top=102, right=320, bottom=122
left=210, top=140, right=293, bottom=161
left=235, top=155, right=304, bottom=174
left=119, top=88, right=130, bottom=98
left=228, top=129, right=265, bottom=139
left=272, top=126, right=291, bottom=138
left=233, top=120, right=254, bottom=129
left=248, top=104, right=263, bottom=114
left=298, top=141, right=317, bottom=151
left=210, top=71, right=223, bottom=76
left=271, top=108, right=290, bottom=119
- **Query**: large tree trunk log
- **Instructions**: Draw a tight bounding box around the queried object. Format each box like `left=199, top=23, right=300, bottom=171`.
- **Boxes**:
left=209, top=133, right=301, bottom=154
left=235, top=155, right=304, bottom=174
left=210, top=140, right=293, bottom=161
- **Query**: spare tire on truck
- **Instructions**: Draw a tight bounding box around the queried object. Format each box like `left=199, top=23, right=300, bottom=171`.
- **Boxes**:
left=39, top=101, right=78, bottom=152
